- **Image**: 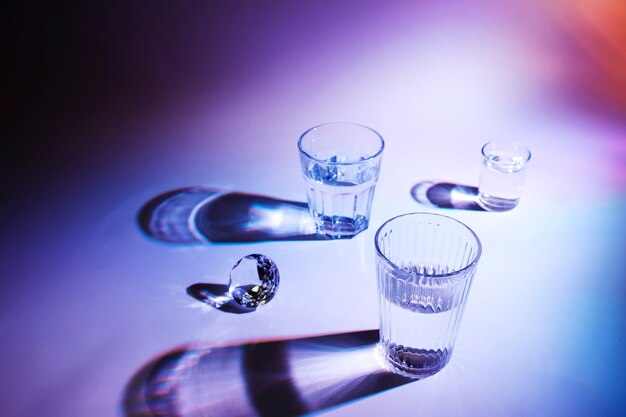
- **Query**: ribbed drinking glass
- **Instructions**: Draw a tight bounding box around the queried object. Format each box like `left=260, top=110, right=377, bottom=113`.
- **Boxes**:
left=375, top=212, right=482, bottom=378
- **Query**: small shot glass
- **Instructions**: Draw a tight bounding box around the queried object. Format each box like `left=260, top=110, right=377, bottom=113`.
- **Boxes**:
left=478, top=141, right=531, bottom=211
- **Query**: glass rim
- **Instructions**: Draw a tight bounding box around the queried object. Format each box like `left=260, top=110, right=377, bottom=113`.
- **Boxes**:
left=298, top=122, right=385, bottom=166
left=481, top=140, right=531, bottom=164
left=374, top=212, right=482, bottom=279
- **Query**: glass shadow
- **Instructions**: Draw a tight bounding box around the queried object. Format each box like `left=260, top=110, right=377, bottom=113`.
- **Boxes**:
left=123, top=330, right=413, bottom=417
left=138, top=187, right=329, bottom=243
left=411, top=181, right=486, bottom=211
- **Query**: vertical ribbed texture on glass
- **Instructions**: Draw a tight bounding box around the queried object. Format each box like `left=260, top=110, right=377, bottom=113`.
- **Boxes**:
left=375, top=213, right=481, bottom=378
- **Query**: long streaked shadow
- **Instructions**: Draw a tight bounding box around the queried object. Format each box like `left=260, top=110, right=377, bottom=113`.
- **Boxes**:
left=123, top=330, right=413, bottom=417
left=411, top=181, right=486, bottom=211
left=138, top=187, right=329, bottom=243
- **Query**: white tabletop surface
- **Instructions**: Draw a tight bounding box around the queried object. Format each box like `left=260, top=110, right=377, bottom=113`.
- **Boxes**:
left=3, top=1, right=625, bottom=416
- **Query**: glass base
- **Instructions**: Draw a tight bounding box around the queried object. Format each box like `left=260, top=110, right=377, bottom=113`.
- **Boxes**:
left=478, top=194, right=519, bottom=212
left=315, top=214, right=368, bottom=239
left=378, top=343, right=450, bottom=379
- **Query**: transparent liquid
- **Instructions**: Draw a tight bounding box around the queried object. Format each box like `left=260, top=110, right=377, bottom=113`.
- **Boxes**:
left=478, top=154, right=527, bottom=211
left=377, top=263, right=472, bottom=378
left=303, top=156, right=378, bottom=238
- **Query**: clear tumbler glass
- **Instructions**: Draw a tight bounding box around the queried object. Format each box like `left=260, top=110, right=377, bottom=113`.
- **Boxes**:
left=298, top=122, right=384, bottom=239
left=375, top=212, right=482, bottom=378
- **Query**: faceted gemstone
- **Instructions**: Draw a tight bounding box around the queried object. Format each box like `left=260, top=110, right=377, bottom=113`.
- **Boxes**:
left=228, top=254, right=279, bottom=308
